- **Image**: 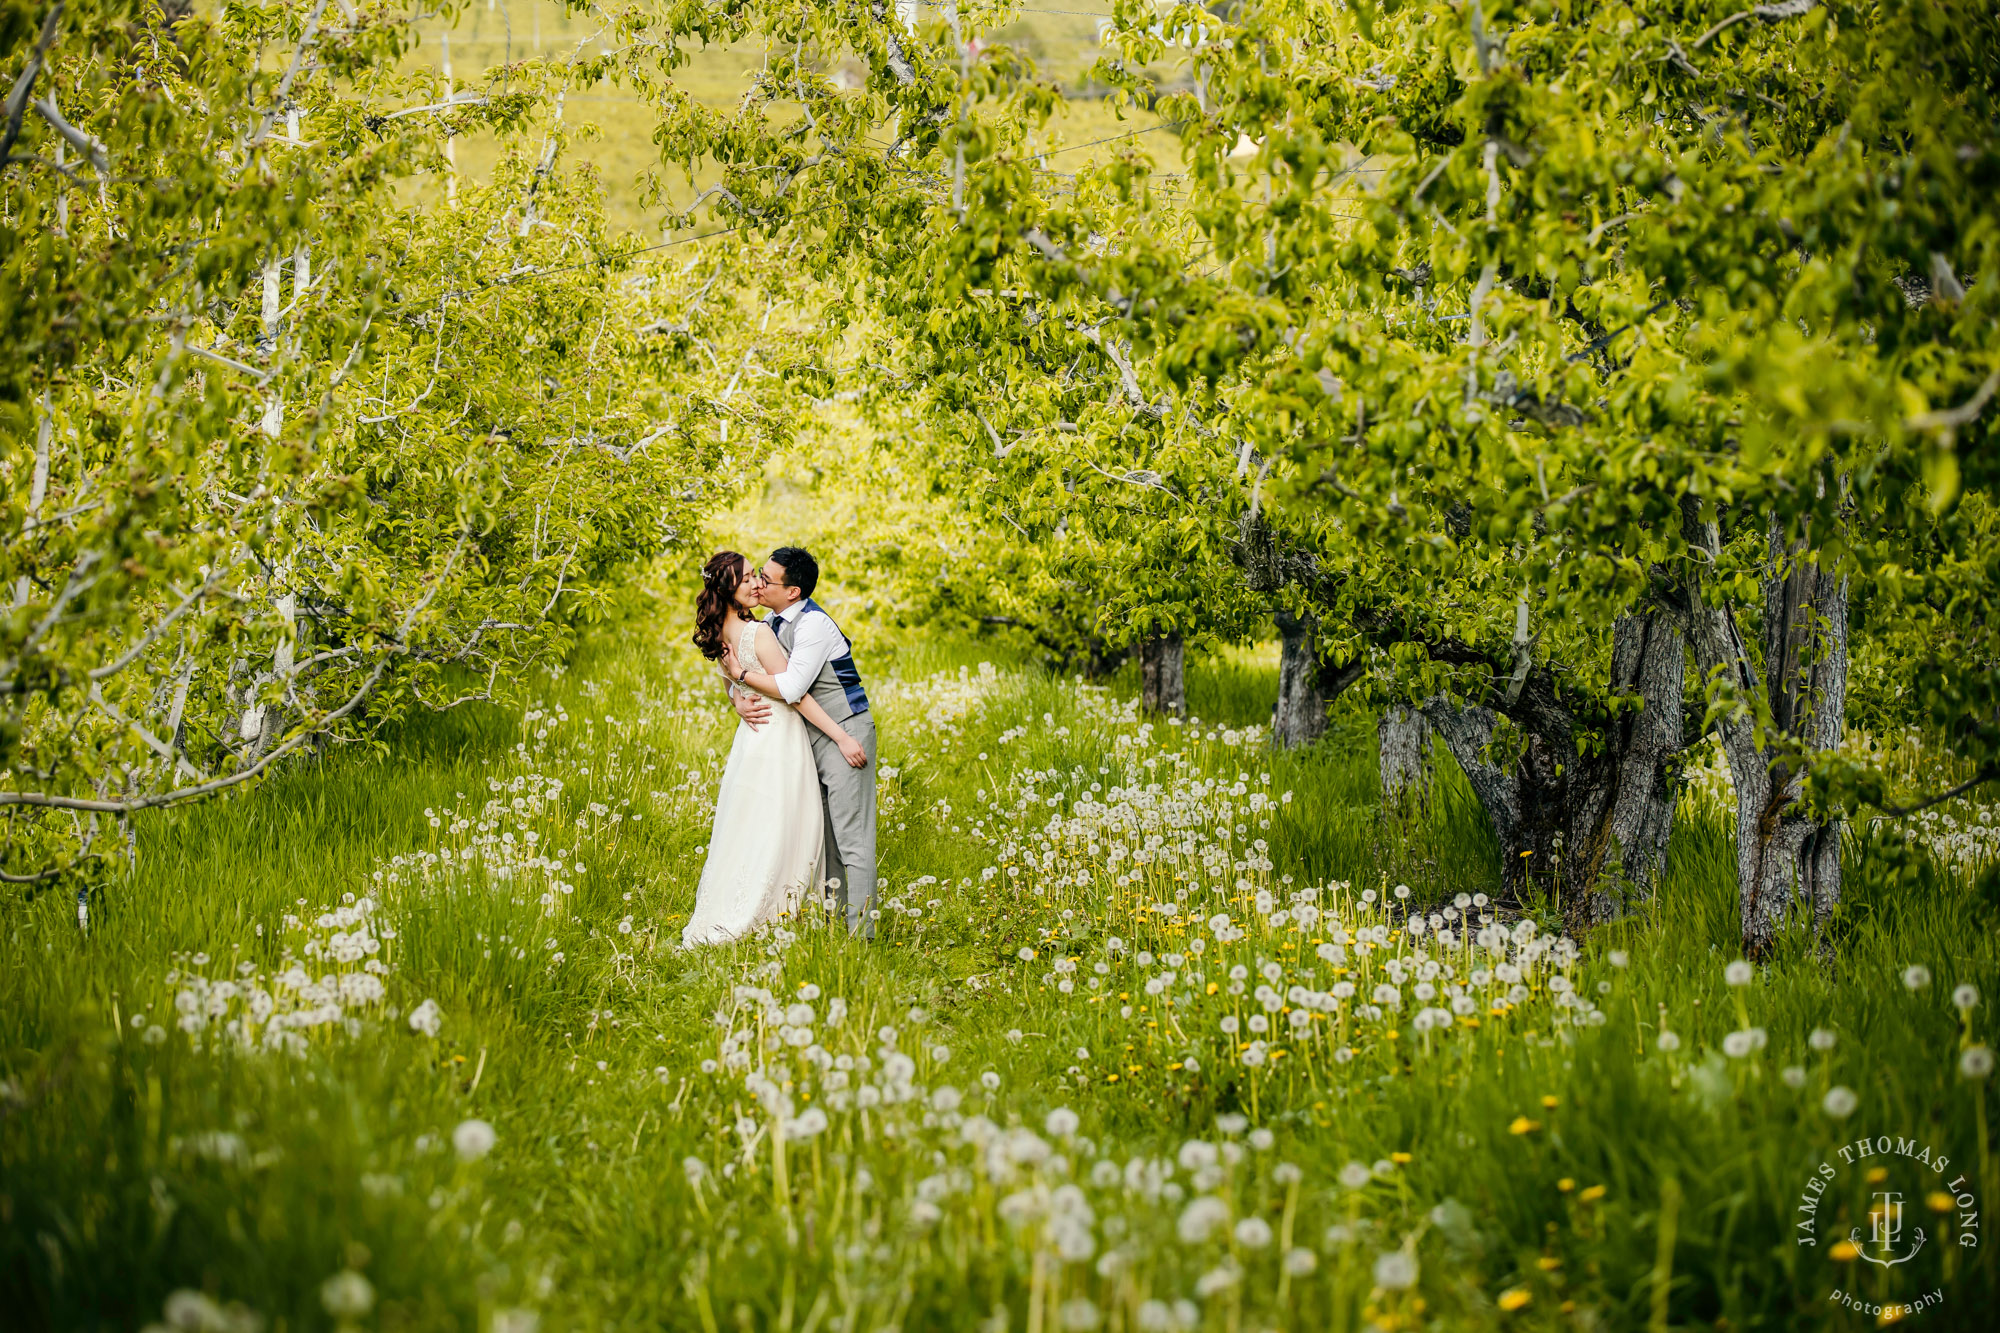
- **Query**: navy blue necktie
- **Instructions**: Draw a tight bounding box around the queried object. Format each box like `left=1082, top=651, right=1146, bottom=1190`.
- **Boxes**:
left=769, top=613, right=785, bottom=631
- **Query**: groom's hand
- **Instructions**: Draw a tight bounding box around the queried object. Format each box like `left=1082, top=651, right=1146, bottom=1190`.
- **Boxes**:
left=733, top=689, right=771, bottom=729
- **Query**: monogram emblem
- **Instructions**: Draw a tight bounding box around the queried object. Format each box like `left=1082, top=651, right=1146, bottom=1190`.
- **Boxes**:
left=1851, top=1191, right=1927, bottom=1267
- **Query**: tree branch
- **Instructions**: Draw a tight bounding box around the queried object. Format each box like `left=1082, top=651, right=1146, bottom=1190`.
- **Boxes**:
left=870, top=0, right=919, bottom=86
left=0, top=2, right=62, bottom=167
left=30, top=95, right=106, bottom=175
left=87, top=569, right=228, bottom=681
left=0, top=656, right=391, bottom=814
left=186, top=343, right=275, bottom=385
left=973, top=407, right=1015, bottom=459
left=1692, top=1, right=1816, bottom=52
left=1871, top=767, right=1999, bottom=819
left=246, top=0, right=330, bottom=149
left=0, top=535, right=469, bottom=815
left=1076, top=325, right=1162, bottom=415
left=1907, top=365, right=2000, bottom=432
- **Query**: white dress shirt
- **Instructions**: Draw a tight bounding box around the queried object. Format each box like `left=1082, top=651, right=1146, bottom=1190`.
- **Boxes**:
left=770, top=601, right=847, bottom=705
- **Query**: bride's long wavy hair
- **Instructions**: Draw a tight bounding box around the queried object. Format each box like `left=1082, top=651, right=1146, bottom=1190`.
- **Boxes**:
left=693, top=551, right=749, bottom=661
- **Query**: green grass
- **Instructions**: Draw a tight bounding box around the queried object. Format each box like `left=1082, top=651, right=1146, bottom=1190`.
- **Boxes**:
left=4, top=596, right=1997, bottom=1332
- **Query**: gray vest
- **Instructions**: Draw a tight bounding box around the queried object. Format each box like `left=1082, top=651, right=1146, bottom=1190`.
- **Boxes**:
left=774, top=600, right=870, bottom=723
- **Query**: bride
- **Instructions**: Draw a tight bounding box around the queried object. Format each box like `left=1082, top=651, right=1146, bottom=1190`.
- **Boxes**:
left=682, top=550, right=866, bottom=946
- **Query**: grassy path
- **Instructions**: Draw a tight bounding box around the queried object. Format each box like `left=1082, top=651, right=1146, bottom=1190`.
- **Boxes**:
left=3, top=603, right=1996, bottom=1331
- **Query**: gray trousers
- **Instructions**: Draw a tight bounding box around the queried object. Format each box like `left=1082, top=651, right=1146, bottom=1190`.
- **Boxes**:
left=809, top=710, right=878, bottom=937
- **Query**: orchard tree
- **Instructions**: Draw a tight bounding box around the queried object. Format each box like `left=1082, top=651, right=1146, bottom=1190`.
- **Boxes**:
left=0, top=0, right=825, bottom=887
left=670, top=0, right=1999, bottom=950
left=1100, top=0, right=1998, bottom=948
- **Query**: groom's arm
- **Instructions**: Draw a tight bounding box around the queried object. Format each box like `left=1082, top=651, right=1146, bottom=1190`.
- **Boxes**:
left=727, top=679, right=771, bottom=728
left=738, top=614, right=840, bottom=704
left=770, top=614, right=841, bottom=703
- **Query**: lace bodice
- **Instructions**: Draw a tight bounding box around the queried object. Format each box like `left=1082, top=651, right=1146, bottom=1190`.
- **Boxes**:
left=721, top=619, right=766, bottom=693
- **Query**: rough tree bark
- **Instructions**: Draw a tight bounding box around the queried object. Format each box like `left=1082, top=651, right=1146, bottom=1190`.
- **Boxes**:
left=1378, top=707, right=1433, bottom=806
left=1574, top=609, right=1685, bottom=925
left=1685, top=508, right=1847, bottom=956
left=1140, top=633, right=1185, bottom=715
left=1420, top=608, right=1684, bottom=933
left=1273, top=611, right=1326, bottom=747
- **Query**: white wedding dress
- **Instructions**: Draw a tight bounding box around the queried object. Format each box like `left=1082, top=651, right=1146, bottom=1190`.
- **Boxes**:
left=682, top=620, right=825, bottom=946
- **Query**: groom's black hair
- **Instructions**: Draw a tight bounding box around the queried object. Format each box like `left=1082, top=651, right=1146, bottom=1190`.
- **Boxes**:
left=768, top=546, right=818, bottom=599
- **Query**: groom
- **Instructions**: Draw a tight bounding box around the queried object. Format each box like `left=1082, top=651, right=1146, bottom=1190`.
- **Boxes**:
left=724, top=547, right=879, bottom=938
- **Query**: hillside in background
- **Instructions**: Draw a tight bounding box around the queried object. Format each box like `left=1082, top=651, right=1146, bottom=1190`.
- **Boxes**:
left=419, top=1, right=1169, bottom=232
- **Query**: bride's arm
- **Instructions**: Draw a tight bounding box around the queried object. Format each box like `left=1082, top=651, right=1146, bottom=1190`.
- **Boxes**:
left=729, top=624, right=791, bottom=699
left=795, top=692, right=869, bottom=768
left=737, top=626, right=867, bottom=768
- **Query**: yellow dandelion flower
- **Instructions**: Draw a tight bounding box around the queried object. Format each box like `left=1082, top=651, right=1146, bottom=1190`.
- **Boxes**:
left=1541, top=1095, right=1559, bottom=1109
left=1830, top=1240, right=1860, bottom=1262
left=1508, top=1117, right=1542, bottom=1136
left=1927, top=1191, right=1954, bottom=1212
left=1535, top=1256, right=1562, bottom=1271
left=1579, top=1185, right=1607, bottom=1203
left=1557, top=1178, right=1575, bottom=1193
left=1497, top=1288, right=1531, bottom=1312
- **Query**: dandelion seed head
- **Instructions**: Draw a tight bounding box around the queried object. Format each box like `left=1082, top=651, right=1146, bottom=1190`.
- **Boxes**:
left=320, top=1270, right=375, bottom=1319
left=1233, top=1217, right=1273, bottom=1248
left=1373, top=1249, right=1418, bottom=1290
left=452, top=1118, right=497, bottom=1162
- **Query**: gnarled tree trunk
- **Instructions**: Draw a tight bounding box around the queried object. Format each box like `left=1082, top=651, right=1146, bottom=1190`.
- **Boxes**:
left=1378, top=707, right=1433, bottom=807
left=1570, top=609, right=1685, bottom=926
left=1140, top=633, right=1185, bottom=715
left=1422, top=608, right=1684, bottom=932
left=1273, top=611, right=1326, bottom=747
left=1685, top=509, right=1847, bottom=956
